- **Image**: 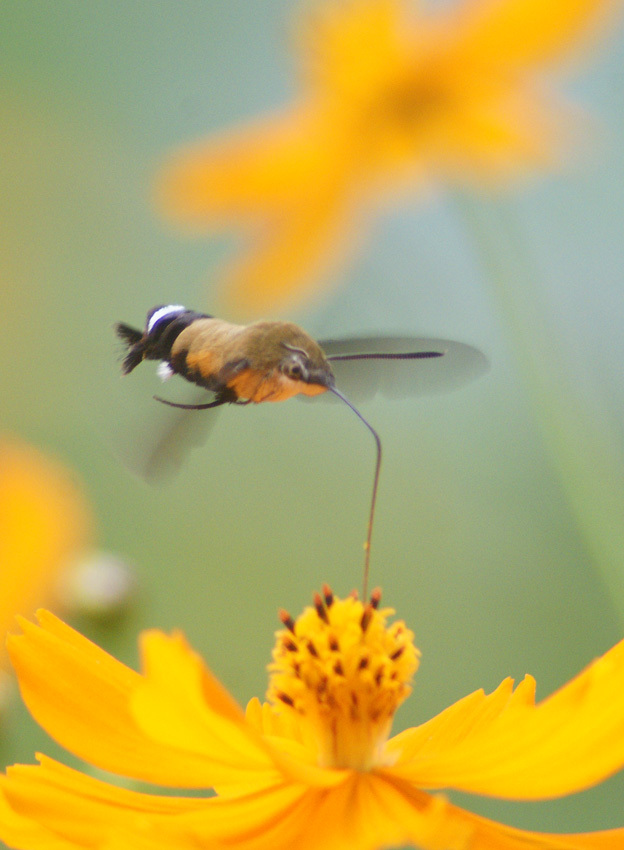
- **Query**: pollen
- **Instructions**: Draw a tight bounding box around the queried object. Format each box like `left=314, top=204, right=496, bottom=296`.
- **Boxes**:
left=268, top=586, right=420, bottom=770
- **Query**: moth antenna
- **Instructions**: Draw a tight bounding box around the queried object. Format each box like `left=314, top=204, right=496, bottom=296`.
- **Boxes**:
left=329, top=386, right=381, bottom=600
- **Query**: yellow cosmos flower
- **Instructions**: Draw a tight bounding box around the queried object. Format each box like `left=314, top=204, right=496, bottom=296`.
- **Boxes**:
left=0, top=438, right=92, bottom=674
left=158, top=0, right=619, bottom=313
left=2, top=588, right=624, bottom=849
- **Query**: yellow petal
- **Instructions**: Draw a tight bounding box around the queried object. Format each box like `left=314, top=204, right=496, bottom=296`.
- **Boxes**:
left=146, top=783, right=314, bottom=850
left=0, top=789, right=74, bottom=850
left=382, top=778, right=624, bottom=850
left=452, top=0, right=619, bottom=69
left=387, top=638, right=624, bottom=799
left=68, top=785, right=320, bottom=850
left=4, top=761, right=624, bottom=850
left=426, top=83, right=567, bottom=184
left=448, top=794, right=624, bottom=850
left=219, top=186, right=358, bottom=315
left=130, top=631, right=282, bottom=794
left=0, top=756, right=206, bottom=850
left=8, top=612, right=271, bottom=789
left=119, top=775, right=454, bottom=850
left=0, top=438, right=91, bottom=666
left=157, top=104, right=358, bottom=315
left=157, top=105, right=337, bottom=226
left=107, top=774, right=560, bottom=850
left=297, top=0, right=413, bottom=100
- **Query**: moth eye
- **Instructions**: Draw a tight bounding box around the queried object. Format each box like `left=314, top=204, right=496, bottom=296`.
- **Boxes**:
left=285, top=359, right=308, bottom=380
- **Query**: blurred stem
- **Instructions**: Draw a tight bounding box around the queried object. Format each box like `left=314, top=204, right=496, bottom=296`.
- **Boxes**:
left=456, top=193, right=624, bottom=625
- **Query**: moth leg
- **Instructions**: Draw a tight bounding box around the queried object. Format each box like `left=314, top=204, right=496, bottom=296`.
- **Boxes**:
left=153, top=387, right=238, bottom=410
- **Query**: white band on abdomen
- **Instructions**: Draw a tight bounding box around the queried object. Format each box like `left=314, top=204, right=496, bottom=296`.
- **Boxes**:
left=147, top=305, right=186, bottom=334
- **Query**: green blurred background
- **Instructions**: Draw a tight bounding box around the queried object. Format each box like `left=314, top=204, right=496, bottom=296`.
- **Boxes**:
left=2, top=0, right=624, bottom=838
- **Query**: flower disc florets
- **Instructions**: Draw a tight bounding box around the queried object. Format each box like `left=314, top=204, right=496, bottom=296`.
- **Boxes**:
left=268, top=586, right=420, bottom=770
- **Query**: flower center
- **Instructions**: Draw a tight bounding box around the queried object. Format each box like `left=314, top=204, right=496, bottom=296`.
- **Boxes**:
left=267, top=586, right=420, bottom=770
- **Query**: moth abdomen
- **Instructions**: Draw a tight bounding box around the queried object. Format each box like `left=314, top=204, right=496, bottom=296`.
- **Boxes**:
left=116, top=305, right=211, bottom=375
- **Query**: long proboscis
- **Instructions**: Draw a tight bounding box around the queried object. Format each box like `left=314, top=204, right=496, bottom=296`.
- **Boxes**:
left=329, top=386, right=381, bottom=600
left=325, top=350, right=440, bottom=596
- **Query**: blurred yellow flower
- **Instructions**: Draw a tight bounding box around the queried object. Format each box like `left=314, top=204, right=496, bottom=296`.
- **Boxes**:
left=0, top=438, right=92, bottom=674
left=158, top=0, right=618, bottom=313
left=2, top=587, right=624, bottom=849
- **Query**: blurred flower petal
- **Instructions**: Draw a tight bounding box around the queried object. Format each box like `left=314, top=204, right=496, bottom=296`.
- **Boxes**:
left=158, top=107, right=340, bottom=224
left=451, top=0, right=620, bottom=68
left=0, top=437, right=92, bottom=669
left=157, top=0, right=620, bottom=313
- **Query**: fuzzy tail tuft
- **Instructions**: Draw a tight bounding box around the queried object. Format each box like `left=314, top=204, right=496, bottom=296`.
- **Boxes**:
left=115, top=322, right=145, bottom=374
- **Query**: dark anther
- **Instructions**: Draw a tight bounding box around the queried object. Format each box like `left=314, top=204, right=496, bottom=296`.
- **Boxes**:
left=279, top=609, right=296, bottom=634
left=329, top=635, right=340, bottom=651
left=307, top=640, right=319, bottom=658
left=333, top=660, right=345, bottom=676
left=322, top=584, right=334, bottom=607
left=360, top=604, right=373, bottom=632
left=390, top=646, right=405, bottom=661
left=375, top=668, right=384, bottom=686
left=370, top=588, right=382, bottom=609
left=277, top=692, right=295, bottom=707
left=358, top=656, right=369, bottom=670
left=284, top=638, right=298, bottom=652
left=314, top=592, right=329, bottom=624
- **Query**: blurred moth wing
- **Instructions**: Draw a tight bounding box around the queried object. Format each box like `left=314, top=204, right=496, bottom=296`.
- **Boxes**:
left=319, top=336, right=488, bottom=401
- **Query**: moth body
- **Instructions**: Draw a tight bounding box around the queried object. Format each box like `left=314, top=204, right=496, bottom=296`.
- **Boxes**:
left=116, top=305, right=335, bottom=406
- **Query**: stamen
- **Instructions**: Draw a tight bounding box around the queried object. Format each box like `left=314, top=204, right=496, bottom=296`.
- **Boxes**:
left=268, top=589, right=420, bottom=770
left=322, top=584, right=334, bottom=607
left=307, top=640, right=319, bottom=658
left=279, top=610, right=296, bottom=633
left=360, top=604, right=373, bottom=632
left=314, top=593, right=329, bottom=623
